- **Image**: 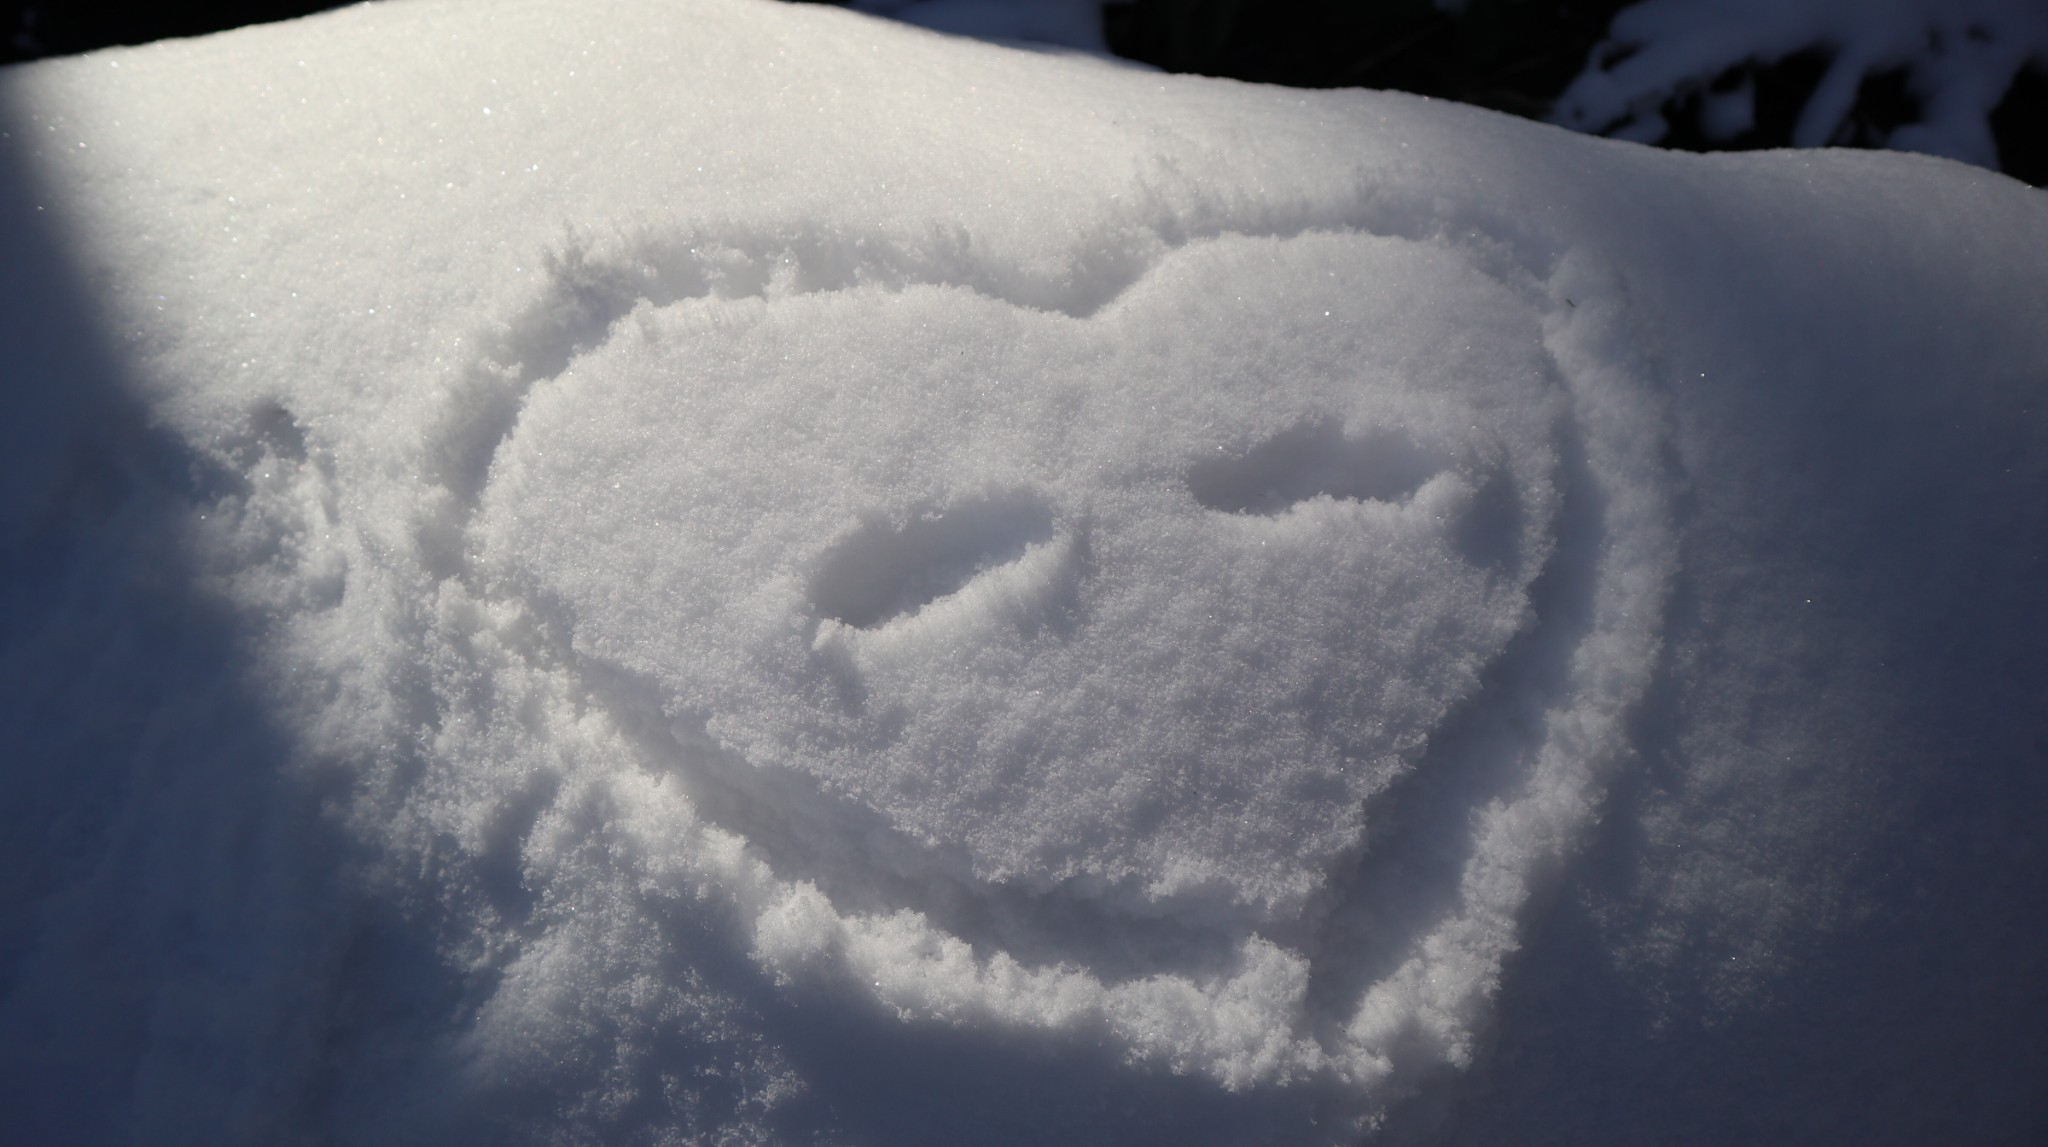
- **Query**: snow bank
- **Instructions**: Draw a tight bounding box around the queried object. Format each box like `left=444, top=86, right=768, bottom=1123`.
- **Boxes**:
left=2, top=0, right=2044, bottom=1142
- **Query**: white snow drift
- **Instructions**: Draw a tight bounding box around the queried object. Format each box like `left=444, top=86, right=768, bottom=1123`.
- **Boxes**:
left=1, top=0, right=2044, bottom=1143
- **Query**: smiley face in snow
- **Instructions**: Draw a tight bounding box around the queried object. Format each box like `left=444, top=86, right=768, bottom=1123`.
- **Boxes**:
left=475, top=229, right=1566, bottom=940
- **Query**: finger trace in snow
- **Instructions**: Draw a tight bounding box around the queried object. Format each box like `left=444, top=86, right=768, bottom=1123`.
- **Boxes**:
left=407, top=211, right=1672, bottom=1099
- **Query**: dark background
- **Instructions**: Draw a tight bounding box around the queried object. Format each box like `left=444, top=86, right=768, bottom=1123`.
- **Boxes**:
left=4, top=0, right=344, bottom=61
left=3, top=0, right=2042, bottom=182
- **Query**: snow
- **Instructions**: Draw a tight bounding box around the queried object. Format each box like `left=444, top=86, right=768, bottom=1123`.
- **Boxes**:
left=1, top=0, right=2045, bottom=1142
left=854, top=0, right=2048, bottom=179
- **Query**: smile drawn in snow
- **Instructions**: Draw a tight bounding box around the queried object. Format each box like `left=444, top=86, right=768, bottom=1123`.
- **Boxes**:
left=433, top=218, right=1674, bottom=1096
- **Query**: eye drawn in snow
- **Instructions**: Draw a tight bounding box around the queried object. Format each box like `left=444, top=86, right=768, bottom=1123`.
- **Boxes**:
left=1185, top=418, right=1445, bottom=517
left=808, top=490, right=1066, bottom=631
left=420, top=217, right=1674, bottom=1107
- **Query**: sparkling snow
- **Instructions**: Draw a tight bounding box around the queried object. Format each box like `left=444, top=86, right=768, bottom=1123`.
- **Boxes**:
left=1, top=0, right=2044, bottom=1143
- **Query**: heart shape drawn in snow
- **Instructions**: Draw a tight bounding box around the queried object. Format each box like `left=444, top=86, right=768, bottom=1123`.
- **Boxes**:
left=454, top=223, right=1670, bottom=1104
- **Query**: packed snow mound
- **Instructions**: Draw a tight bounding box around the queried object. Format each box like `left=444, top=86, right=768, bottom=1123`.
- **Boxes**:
left=2, top=0, right=2045, bottom=1143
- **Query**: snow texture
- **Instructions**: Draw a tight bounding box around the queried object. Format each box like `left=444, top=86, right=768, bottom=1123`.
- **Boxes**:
left=1, top=0, right=2045, bottom=1143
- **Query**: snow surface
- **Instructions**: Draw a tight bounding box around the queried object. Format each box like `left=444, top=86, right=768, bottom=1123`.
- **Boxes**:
left=855, top=0, right=2048, bottom=179
left=1, top=0, right=2045, bottom=1143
